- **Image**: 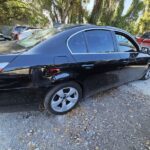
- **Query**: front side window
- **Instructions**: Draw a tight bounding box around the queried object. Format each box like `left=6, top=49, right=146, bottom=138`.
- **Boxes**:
left=85, top=30, right=114, bottom=53
left=116, top=34, right=137, bottom=52
left=68, top=32, right=87, bottom=53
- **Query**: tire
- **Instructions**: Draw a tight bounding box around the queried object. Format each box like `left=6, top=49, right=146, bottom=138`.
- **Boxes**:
left=44, top=81, right=82, bottom=115
left=142, top=66, right=150, bottom=80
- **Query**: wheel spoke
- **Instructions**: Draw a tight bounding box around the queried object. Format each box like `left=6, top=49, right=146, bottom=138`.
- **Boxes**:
left=51, top=97, right=63, bottom=107
left=57, top=89, right=65, bottom=97
left=66, top=96, right=78, bottom=103
left=67, top=88, right=76, bottom=97
left=61, top=100, right=67, bottom=111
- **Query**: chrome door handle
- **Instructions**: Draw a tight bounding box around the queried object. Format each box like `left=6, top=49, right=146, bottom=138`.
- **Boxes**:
left=81, top=64, right=94, bottom=68
left=122, top=60, right=129, bottom=64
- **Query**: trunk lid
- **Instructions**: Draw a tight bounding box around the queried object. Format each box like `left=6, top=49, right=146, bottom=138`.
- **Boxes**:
left=0, top=41, right=26, bottom=72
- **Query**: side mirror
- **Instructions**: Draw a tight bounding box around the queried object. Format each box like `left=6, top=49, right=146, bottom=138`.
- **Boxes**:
left=141, top=47, right=150, bottom=55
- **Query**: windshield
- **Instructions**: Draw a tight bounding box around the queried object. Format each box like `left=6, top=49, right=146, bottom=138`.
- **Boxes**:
left=17, top=24, right=80, bottom=48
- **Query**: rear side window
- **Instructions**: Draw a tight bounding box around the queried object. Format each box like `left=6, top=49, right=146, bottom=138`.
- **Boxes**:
left=85, top=30, right=114, bottom=53
left=68, top=32, right=87, bottom=53
left=115, top=34, right=137, bottom=52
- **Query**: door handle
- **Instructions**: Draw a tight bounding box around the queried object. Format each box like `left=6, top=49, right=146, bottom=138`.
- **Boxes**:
left=81, top=64, right=94, bottom=69
left=122, top=60, right=129, bottom=64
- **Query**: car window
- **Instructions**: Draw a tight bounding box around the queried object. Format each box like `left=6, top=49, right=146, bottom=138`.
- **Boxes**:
left=85, top=30, right=114, bottom=53
left=116, top=34, right=137, bottom=52
left=68, top=32, right=87, bottom=53
left=14, top=26, right=26, bottom=33
left=18, top=25, right=84, bottom=48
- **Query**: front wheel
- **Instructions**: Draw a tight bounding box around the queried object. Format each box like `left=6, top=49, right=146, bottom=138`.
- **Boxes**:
left=142, top=66, right=150, bottom=80
left=44, top=81, right=82, bottom=115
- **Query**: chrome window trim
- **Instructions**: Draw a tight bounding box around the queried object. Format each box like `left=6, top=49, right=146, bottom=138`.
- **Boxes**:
left=67, top=27, right=140, bottom=55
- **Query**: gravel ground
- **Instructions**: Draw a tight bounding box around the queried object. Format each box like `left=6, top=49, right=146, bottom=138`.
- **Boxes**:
left=0, top=79, right=149, bottom=150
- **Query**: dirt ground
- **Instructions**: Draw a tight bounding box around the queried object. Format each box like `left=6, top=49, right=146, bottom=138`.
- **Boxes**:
left=0, top=41, right=150, bottom=150
left=0, top=79, right=150, bottom=150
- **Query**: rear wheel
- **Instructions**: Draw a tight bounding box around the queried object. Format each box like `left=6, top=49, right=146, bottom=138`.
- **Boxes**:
left=44, top=81, right=82, bottom=115
left=142, top=66, right=150, bottom=80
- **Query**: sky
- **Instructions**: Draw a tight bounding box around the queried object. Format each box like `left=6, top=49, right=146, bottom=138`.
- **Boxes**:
left=87, top=0, right=133, bottom=15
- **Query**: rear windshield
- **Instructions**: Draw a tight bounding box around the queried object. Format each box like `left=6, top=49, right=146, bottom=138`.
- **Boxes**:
left=0, top=24, right=82, bottom=54
left=17, top=28, right=58, bottom=48
left=17, top=24, right=82, bottom=48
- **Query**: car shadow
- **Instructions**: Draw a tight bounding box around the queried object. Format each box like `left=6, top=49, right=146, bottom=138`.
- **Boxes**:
left=0, top=90, right=43, bottom=113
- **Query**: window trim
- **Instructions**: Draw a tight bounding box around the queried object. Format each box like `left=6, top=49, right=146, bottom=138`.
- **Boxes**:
left=66, top=28, right=122, bottom=55
left=67, top=28, right=117, bottom=55
left=67, top=28, right=140, bottom=54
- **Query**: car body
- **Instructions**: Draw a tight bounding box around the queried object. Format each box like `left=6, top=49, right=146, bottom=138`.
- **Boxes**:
left=0, top=33, right=11, bottom=41
left=11, top=25, right=37, bottom=40
left=0, top=24, right=150, bottom=114
left=0, top=33, right=5, bottom=41
left=136, top=32, right=150, bottom=48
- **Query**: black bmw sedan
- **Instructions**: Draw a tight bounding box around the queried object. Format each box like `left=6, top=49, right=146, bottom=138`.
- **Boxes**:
left=0, top=24, right=150, bottom=114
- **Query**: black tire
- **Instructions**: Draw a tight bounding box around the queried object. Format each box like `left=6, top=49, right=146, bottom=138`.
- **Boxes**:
left=44, top=81, right=82, bottom=115
left=142, top=66, right=150, bottom=80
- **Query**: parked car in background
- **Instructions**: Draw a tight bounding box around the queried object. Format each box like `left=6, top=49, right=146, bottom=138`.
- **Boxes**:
left=11, top=25, right=37, bottom=40
left=0, top=33, right=11, bottom=41
left=18, top=29, right=42, bottom=40
left=136, top=32, right=150, bottom=48
left=0, top=33, right=6, bottom=41
left=0, top=24, right=150, bottom=115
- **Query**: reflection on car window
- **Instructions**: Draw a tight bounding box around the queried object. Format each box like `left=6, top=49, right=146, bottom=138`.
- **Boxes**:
left=116, top=34, right=137, bottom=52
left=85, top=30, right=114, bottom=53
left=18, top=24, right=82, bottom=48
left=69, top=32, right=87, bottom=53
left=18, top=28, right=58, bottom=48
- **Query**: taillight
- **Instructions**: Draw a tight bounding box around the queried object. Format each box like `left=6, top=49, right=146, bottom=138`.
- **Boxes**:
left=49, top=68, right=60, bottom=74
left=0, top=62, right=9, bottom=72
left=16, top=34, right=19, bottom=40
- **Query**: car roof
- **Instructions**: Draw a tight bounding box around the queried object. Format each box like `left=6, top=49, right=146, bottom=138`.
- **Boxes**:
left=60, top=24, right=123, bottom=31
left=60, top=24, right=132, bottom=36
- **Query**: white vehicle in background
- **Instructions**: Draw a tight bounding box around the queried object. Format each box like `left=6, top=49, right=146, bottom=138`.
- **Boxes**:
left=18, top=29, right=41, bottom=40
left=0, top=33, right=11, bottom=41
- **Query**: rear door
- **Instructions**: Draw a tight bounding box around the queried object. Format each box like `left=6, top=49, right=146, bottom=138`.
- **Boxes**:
left=68, top=29, right=122, bottom=96
left=114, top=32, right=148, bottom=83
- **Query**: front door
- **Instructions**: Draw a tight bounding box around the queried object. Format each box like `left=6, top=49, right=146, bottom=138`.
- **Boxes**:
left=114, top=32, right=148, bottom=84
left=68, top=29, right=122, bottom=97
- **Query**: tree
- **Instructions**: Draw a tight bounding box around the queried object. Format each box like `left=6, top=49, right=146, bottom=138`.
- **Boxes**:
left=88, top=0, right=144, bottom=34
left=0, top=0, right=48, bottom=26
left=136, top=0, right=150, bottom=34
left=32, top=0, right=89, bottom=25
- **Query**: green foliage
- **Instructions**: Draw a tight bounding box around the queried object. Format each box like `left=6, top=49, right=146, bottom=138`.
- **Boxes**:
left=0, top=0, right=149, bottom=34
left=88, top=0, right=146, bottom=34
left=135, top=0, right=150, bottom=34
left=0, top=0, right=48, bottom=26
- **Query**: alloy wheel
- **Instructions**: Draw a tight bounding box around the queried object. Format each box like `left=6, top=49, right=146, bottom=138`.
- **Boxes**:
left=51, top=87, right=79, bottom=112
